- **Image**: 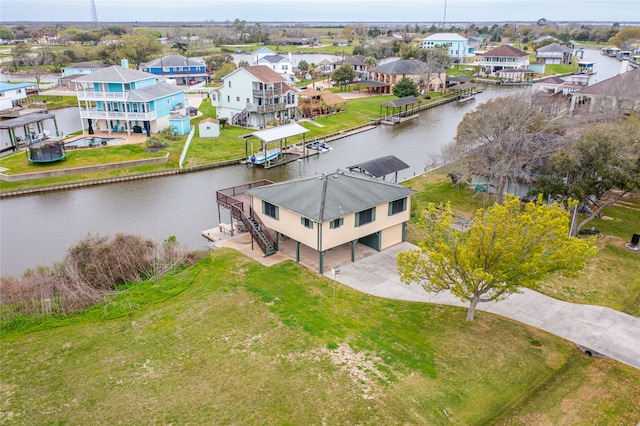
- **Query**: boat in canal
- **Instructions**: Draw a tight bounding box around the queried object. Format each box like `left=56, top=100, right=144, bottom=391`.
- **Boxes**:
left=247, top=148, right=281, bottom=165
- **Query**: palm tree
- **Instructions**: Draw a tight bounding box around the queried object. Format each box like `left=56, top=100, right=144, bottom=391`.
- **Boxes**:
left=309, top=63, right=318, bottom=86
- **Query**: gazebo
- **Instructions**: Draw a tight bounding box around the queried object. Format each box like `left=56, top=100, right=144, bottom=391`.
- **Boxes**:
left=298, top=88, right=347, bottom=117
left=0, top=113, right=61, bottom=153
left=349, top=80, right=392, bottom=95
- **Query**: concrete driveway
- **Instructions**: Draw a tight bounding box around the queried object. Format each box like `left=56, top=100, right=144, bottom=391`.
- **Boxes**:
left=324, top=242, right=640, bottom=370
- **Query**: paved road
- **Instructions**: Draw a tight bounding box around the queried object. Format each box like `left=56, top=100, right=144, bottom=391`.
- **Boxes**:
left=325, top=242, right=640, bottom=370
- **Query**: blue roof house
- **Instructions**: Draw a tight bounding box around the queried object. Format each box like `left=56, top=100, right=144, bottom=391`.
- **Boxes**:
left=141, top=55, right=209, bottom=85
left=0, top=82, right=36, bottom=111
left=74, top=60, right=186, bottom=136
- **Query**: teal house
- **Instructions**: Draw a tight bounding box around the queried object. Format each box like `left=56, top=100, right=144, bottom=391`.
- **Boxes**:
left=74, top=60, right=186, bottom=136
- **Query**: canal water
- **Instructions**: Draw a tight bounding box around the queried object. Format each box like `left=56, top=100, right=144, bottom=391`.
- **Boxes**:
left=0, top=49, right=624, bottom=276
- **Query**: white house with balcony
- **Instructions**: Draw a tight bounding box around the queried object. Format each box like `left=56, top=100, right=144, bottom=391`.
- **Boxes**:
left=422, top=33, right=474, bottom=63
left=73, top=61, right=186, bottom=136
left=473, top=45, right=530, bottom=76
left=213, top=65, right=298, bottom=128
left=252, top=47, right=295, bottom=83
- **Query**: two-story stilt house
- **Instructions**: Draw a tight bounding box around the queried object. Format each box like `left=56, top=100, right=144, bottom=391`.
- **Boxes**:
left=213, top=65, right=298, bottom=128
left=74, top=61, right=187, bottom=136
left=474, top=45, right=530, bottom=76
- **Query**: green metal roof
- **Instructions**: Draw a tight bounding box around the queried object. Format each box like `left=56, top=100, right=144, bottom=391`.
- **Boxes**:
left=247, top=169, right=416, bottom=223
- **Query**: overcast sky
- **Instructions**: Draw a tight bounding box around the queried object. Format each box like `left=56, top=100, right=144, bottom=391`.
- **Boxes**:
left=2, top=0, right=639, bottom=23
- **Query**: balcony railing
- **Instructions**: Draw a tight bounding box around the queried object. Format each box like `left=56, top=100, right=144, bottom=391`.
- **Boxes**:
left=245, top=101, right=297, bottom=113
left=77, top=90, right=128, bottom=101
left=252, top=87, right=285, bottom=97
left=79, top=108, right=156, bottom=121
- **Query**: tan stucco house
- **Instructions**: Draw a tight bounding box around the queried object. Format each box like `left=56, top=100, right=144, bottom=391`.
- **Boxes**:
left=246, top=169, right=417, bottom=273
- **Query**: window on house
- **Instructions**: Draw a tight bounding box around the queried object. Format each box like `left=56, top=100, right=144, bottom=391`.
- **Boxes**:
left=236, top=96, right=240, bottom=102
left=301, top=217, right=313, bottom=229
left=330, top=218, right=344, bottom=229
left=246, top=98, right=250, bottom=103
left=227, top=95, right=230, bottom=102
left=228, top=81, right=231, bottom=88
left=355, top=207, right=376, bottom=227
left=262, top=201, right=278, bottom=219
left=388, top=198, right=407, bottom=216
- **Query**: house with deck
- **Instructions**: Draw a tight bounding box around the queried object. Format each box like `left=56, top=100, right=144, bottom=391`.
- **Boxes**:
left=141, top=55, right=209, bottom=85
left=422, top=33, right=474, bottom=63
left=213, top=65, right=298, bottom=128
left=73, top=61, right=187, bottom=136
left=570, top=67, right=640, bottom=115
left=216, top=170, right=416, bottom=273
left=474, top=45, right=530, bottom=76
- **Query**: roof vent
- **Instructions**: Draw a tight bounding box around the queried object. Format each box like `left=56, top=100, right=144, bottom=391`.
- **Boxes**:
left=333, top=174, right=339, bottom=178
left=318, top=176, right=323, bottom=180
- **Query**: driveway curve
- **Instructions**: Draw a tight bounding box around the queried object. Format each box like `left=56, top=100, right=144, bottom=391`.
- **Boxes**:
left=324, top=242, right=640, bottom=370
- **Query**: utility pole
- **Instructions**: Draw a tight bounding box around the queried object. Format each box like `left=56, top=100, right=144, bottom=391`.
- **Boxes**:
left=443, top=0, right=447, bottom=28
left=89, top=0, right=98, bottom=25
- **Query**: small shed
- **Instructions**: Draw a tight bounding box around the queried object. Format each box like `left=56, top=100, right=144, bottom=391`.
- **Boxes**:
left=168, top=114, right=191, bottom=136
left=199, top=117, right=220, bottom=138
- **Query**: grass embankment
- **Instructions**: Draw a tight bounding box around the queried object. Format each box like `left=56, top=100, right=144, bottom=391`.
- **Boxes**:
left=0, top=94, right=392, bottom=192
left=403, top=170, right=640, bottom=317
left=3, top=248, right=639, bottom=424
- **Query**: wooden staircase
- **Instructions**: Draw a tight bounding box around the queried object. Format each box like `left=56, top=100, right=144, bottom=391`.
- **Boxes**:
left=216, top=181, right=277, bottom=257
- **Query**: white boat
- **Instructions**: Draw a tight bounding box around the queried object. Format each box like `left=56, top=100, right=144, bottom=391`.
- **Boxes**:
left=247, top=149, right=281, bottom=165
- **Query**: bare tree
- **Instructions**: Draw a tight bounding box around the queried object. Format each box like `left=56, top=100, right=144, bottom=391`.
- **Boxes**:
left=25, top=46, right=53, bottom=104
left=417, top=47, right=451, bottom=94
left=447, top=94, right=564, bottom=202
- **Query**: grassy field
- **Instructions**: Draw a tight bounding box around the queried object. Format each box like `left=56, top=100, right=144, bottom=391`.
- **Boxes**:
left=403, top=170, right=640, bottom=317
left=2, top=248, right=639, bottom=425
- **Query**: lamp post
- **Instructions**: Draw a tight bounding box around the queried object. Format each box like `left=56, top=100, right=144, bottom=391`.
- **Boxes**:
left=332, top=266, right=340, bottom=304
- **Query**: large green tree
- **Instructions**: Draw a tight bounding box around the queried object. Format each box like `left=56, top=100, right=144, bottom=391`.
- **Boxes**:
left=397, top=196, right=597, bottom=321
left=534, top=117, right=640, bottom=236
left=119, top=34, right=162, bottom=69
left=331, top=64, right=356, bottom=89
left=392, top=76, right=419, bottom=98
left=204, top=53, right=235, bottom=73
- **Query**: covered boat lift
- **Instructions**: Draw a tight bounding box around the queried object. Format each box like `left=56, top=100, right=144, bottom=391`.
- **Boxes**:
left=243, top=123, right=310, bottom=168
left=347, top=155, right=410, bottom=182
left=379, top=96, right=423, bottom=124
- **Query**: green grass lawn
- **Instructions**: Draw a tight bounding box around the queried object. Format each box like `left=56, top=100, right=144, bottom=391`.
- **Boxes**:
left=0, top=94, right=400, bottom=192
left=403, top=170, right=640, bottom=317
left=3, top=248, right=638, bottom=425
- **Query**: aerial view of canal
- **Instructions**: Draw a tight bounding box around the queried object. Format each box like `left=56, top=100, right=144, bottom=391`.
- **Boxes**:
left=0, top=49, right=624, bottom=276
